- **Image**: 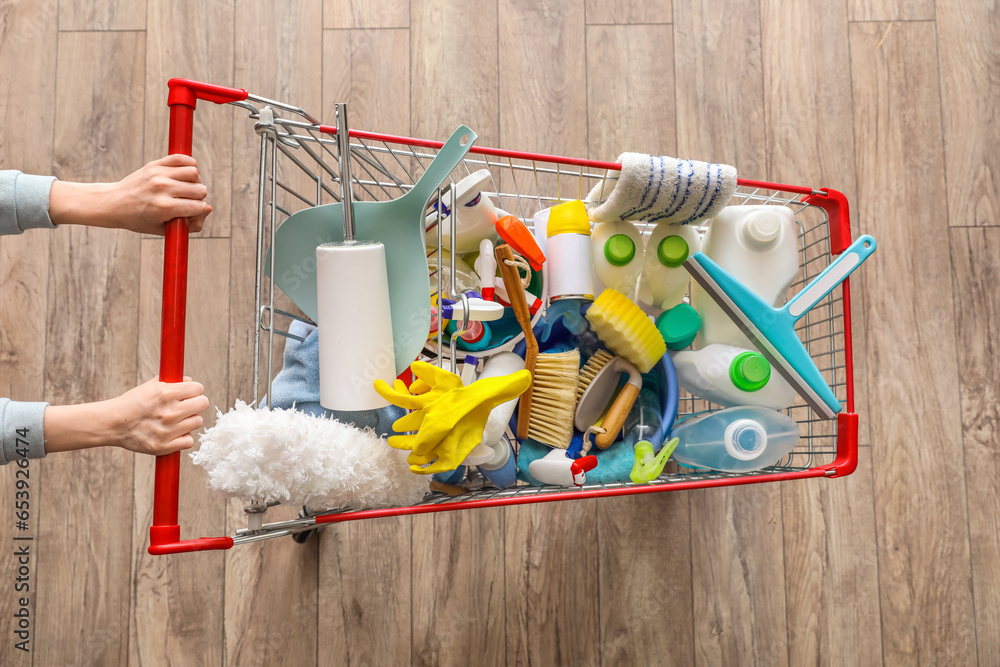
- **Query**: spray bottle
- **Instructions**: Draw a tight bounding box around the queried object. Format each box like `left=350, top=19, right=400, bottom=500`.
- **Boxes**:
left=544, top=200, right=594, bottom=336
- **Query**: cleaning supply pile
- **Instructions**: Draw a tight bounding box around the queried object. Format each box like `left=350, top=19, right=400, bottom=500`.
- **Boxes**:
left=193, top=137, right=877, bottom=511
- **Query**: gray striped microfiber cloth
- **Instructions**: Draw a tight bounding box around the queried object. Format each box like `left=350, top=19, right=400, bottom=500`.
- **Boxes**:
left=586, top=153, right=738, bottom=225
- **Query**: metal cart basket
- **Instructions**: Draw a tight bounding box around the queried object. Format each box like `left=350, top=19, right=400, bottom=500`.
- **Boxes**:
left=147, top=79, right=860, bottom=555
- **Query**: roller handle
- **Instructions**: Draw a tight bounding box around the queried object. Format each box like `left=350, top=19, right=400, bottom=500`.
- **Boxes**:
left=150, top=79, right=248, bottom=556
left=595, top=383, right=640, bottom=449
left=496, top=244, right=536, bottom=440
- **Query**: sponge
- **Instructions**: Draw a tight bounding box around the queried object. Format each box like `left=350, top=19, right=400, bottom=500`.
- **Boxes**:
left=585, top=289, right=665, bottom=373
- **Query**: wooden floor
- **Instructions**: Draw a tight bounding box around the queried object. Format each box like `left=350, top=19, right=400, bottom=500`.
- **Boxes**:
left=0, top=0, right=997, bottom=664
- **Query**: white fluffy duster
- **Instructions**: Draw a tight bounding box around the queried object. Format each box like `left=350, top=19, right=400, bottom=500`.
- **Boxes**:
left=191, top=401, right=429, bottom=509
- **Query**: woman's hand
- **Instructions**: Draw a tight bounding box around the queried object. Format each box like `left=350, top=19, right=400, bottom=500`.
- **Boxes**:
left=44, top=377, right=211, bottom=456
left=49, top=155, right=212, bottom=234
left=101, top=377, right=211, bottom=455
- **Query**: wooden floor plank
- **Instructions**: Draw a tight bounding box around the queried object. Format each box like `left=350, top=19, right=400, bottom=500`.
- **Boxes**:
left=318, top=518, right=412, bottom=666
left=850, top=20, right=977, bottom=665
left=324, top=0, right=410, bottom=29
left=781, top=450, right=882, bottom=665
left=585, top=24, right=676, bottom=161
left=410, top=510, right=506, bottom=667
left=949, top=227, right=1000, bottom=663
left=410, top=0, right=500, bottom=146
left=937, top=2, right=999, bottom=227
left=847, top=0, right=934, bottom=23
left=222, top=2, right=325, bottom=666
left=585, top=0, right=671, bottom=25
left=34, top=30, right=145, bottom=667
left=761, top=2, right=883, bottom=663
left=673, top=2, right=791, bottom=664
left=497, top=2, right=601, bottom=665
left=59, top=0, right=145, bottom=31
left=323, top=29, right=411, bottom=135
left=145, top=0, right=235, bottom=238
left=409, top=4, right=507, bottom=665
left=0, top=1, right=57, bottom=664
left=585, top=21, right=694, bottom=667
left=128, top=238, right=229, bottom=667
left=673, top=0, right=767, bottom=177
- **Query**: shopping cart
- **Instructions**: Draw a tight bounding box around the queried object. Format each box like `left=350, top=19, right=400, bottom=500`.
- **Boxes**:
left=148, top=79, right=860, bottom=555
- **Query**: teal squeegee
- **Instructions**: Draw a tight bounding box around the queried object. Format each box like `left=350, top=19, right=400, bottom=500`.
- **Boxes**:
left=684, top=234, right=876, bottom=420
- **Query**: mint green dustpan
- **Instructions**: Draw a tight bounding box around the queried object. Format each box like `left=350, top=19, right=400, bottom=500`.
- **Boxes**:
left=266, top=125, right=477, bottom=376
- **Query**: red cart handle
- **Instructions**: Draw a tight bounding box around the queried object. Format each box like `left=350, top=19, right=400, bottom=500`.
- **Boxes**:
left=149, top=80, right=248, bottom=556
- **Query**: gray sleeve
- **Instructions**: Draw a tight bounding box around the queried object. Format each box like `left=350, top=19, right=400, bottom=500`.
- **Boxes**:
left=0, top=170, right=57, bottom=236
left=0, top=398, right=48, bottom=465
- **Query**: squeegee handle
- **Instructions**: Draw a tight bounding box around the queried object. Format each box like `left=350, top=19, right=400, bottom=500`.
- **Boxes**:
left=785, top=235, right=876, bottom=321
left=150, top=79, right=248, bottom=556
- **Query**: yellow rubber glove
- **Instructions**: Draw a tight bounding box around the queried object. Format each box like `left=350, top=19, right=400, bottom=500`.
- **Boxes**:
left=374, top=364, right=531, bottom=474
left=373, top=361, right=465, bottom=413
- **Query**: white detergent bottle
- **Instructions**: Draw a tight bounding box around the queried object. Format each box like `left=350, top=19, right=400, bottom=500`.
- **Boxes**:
left=692, top=205, right=799, bottom=348
left=670, top=406, right=800, bottom=473
left=591, top=221, right=643, bottom=300
left=639, top=223, right=702, bottom=310
left=672, top=344, right=798, bottom=410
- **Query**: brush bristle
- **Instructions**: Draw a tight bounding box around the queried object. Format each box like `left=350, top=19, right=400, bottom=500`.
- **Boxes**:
left=528, top=350, right=580, bottom=449
left=577, top=349, right=613, bottom=402
left=585, top=289, right=666, bottom=373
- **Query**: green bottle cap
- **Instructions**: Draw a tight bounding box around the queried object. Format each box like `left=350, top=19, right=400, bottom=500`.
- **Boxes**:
left=729, top=351, right=771, bottom=392
left=657, top=235, right=689, bottom=268
left=655, top=303, right=702, bottom=350
left=603, top=234, right=636, bottom=267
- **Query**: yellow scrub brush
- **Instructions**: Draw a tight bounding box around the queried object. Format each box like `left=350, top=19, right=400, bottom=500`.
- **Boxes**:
left=585, top=289, right=666, bottom=373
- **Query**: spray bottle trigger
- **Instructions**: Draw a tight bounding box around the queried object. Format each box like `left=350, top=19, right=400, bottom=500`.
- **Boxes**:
left=570, top=455, right=598, bottom=486
left=630, top=437, right=678, bottom=483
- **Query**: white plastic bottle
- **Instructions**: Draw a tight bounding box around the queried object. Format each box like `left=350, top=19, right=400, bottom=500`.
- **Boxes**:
left=476, top=352, right=525, bottom=447
left=691, top=205, right=799, bottom=348
left=591, top=221, right=643, bottom=300
left=672, top=344, right=797, bottom=410
left=423, top=169, right=501, bottom=253
left=670, top=406, right=800, bottom=473
left=638, top=223, right=702, bottom=310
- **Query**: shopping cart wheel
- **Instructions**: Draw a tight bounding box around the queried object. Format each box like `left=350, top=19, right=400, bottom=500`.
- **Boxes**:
left=292, top=506, right=317, bottom=544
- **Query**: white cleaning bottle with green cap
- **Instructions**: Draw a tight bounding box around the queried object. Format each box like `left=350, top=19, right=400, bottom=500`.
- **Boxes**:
left=692, top=205, right=799, bottom=348
left=638, top=223, right=702, bottom=310
left=672, top=343, right=797, bottom=410
left=591, top=221, right=643, bottom=300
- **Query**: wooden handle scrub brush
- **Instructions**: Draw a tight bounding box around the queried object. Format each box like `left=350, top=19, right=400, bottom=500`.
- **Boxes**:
left=575, top=351, right=643, bottom=449
left=496, top=244, right=579, bottom=449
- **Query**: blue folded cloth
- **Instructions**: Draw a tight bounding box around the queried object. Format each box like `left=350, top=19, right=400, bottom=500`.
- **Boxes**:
left=268, top=320, right=405, bottom=437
